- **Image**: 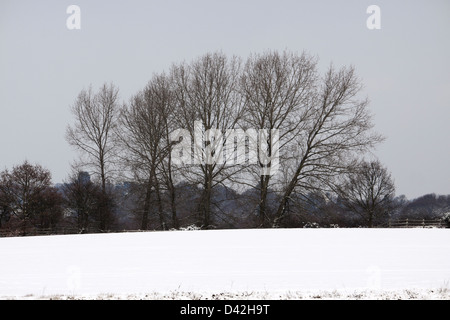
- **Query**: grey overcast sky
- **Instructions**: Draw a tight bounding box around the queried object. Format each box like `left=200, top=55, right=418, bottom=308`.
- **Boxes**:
left=0, top=0, right=449, bottom=199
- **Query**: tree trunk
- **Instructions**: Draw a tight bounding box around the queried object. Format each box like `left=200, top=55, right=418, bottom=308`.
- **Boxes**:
left=199, top=166, right=213, bottom=228
left=141, top=177, right=152, bottom=230
left=259, top=175, right=270, bottom=228
left=274, top=157, right=307, bottom=227
left=368, top=210, right=374, bottom=228
left=153, top=171, right=166, bottom=230
left=170, top=186, right=178, bottom=229
left=165, top=125, right=178, bottom=229
left=204, top=180, right=212, bottom=228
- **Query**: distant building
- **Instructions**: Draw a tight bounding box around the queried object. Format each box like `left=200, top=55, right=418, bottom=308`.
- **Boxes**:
left=78, top=171, right=91, bottom=185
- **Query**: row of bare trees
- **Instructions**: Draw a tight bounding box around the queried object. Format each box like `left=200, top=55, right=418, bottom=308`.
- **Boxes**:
left=64, top=50, right=392, bottom=230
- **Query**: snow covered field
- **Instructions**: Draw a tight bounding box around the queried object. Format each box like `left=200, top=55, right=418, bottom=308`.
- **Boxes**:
left=0, top=228, right=449, bottom=299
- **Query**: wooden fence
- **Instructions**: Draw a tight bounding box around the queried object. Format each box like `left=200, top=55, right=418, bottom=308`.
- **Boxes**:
left=0, top=220, right=448, bottom=237
left=388, top=218, right=447, bottom=228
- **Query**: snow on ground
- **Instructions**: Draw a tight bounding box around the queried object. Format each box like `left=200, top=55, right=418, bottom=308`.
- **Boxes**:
left=0, top=228, right=449, bottom=299
left=4, top=288, right=450, bottom=300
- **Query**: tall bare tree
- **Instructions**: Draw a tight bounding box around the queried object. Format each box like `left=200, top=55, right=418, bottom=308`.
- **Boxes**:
left=118, top=74, right=180, bottom=230
left=66, top=83, right=120, bottom=230
left=171, top=52, right=245, bottom=228
left=240, top=50, right=318, bottom=227
left=155, top=74, right=180, bottom=229
left=273, top=65, right=383, bottom=226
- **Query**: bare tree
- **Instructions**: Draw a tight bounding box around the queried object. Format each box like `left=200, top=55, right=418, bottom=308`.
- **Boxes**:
left=0, top=161, right=62, bottom=234
left=118, top=74, right=180, bottom=230
left=66, top=83, right=120, bottom=230
left=336, top=160, right=395, bottom=227
left=119, top=90, right=163, bottom=229
left=62, top=170, right=104, bottom=232
left=273, top=65, right=383, bottom=226
left=240, top=50, right=318, bottom=227
left=170, top=52, right=245, bottom=228
left=155, top=74, right=180, bottom=229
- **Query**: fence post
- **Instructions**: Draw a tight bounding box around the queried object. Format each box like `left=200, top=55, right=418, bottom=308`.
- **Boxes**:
left=405, top=218, right=408, bottom=228
left=422, top=219, right=425, bottom=228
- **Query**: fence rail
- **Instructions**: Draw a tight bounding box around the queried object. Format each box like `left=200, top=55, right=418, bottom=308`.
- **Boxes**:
left=388, top=219, right=446, bottom=228
left=1, top=220, right=448, bottom=237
